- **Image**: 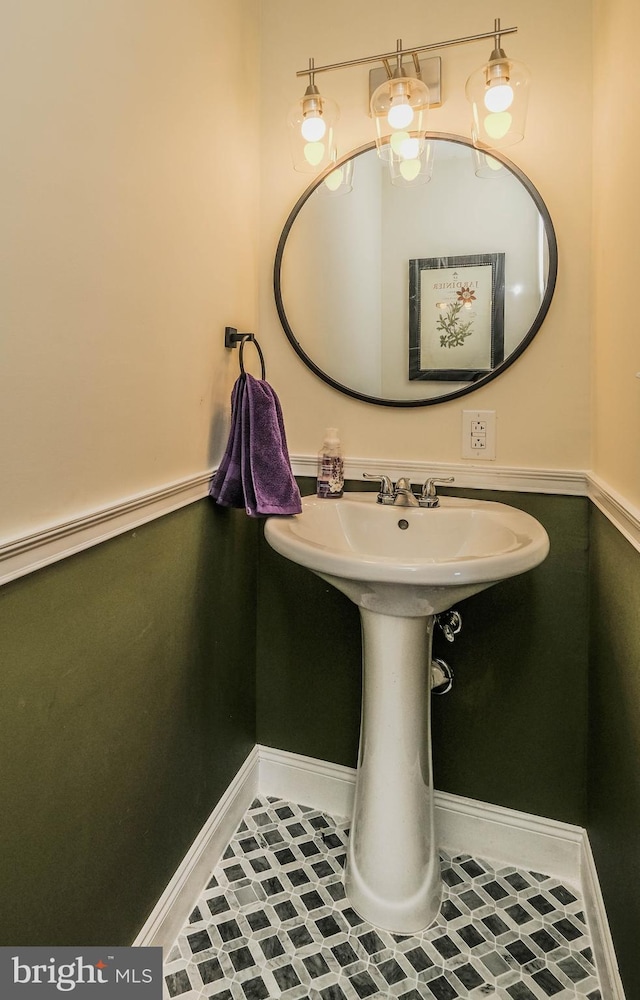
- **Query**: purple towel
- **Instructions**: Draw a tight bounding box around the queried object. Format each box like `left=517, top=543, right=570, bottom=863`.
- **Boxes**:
left=208, top=376, right=246, bottom=508
left=209, top=373, right=301, bottom=518
left=243, top=374, right=302, bottom=517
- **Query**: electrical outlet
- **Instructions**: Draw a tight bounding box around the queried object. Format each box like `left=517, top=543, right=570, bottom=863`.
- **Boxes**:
left=462, top=410, right=496, bottom=460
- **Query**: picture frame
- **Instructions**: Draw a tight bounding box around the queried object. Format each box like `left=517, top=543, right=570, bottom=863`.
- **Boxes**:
left=408, top=253, right=505, bottom=381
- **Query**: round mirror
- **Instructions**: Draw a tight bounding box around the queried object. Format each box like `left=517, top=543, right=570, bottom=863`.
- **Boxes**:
left=274, top=135, right=557, bottom=407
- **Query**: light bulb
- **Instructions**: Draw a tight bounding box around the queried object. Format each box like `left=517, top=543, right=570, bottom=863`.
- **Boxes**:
left=484, top=82, right=514, bottom=113
left=466, top=48, right=529, bottom=149
left=399, top=158, right=421, bottom=182
left=303, top=141, right=325, bottom=166
left=483, top=111, right=512, bottom=140
left=387, top=101, right=414, bottom=129
left=301, top=114, right=326, bottom=142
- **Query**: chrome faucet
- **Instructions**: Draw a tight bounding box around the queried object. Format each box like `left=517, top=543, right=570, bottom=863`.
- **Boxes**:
left=393, top=477, right=420, bottom=507
left=364, top=472, right=455, bottom=507
left=364, top=473, right=418, bottom=506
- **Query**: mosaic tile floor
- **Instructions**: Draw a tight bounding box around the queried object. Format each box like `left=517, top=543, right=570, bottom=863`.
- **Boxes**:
left=163, top=797, right=603, bottom=1000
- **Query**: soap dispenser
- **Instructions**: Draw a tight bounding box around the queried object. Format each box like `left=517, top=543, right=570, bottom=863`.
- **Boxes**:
left=316, top=428, right=344, bottom=498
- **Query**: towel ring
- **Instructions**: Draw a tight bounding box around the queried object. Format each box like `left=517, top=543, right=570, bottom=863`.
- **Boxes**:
left=224, top=326, right=266, bottom=380
left=239, top=335, right=266, bottom=380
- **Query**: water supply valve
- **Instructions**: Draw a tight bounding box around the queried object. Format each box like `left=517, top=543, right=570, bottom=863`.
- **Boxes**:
left=431, top=658, right=454, bottom=695
left=435, top=609, right=462, bottom=642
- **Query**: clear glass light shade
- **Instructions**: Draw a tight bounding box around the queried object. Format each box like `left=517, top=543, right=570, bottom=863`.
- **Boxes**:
left=288, top=89, right=339, bottom=173
left=472, top=147, right=505, bottom=178
left=388, top=136, right=434, bottom=188
left=370, top=74, right=429, bottom=162
left=465, top=56, right=530, bottom=149
left=322, top=154, right=354, bottom=196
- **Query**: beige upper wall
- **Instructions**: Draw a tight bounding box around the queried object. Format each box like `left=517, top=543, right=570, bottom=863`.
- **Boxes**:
left=592, top=0, right=640, bottom=510
left=2, top=0, right=616, bottom=545
left=0, top=0, right=260, bottom=540
left=259, top=0, right=593, bottom=471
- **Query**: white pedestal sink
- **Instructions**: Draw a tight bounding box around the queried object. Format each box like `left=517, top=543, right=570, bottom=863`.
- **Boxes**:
left=264, top=491, right=549, bottom=933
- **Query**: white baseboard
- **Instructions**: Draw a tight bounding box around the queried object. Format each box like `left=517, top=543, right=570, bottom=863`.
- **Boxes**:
left=257, top=745, right=584, bottom=883
left=257, top=745, right=356, bottom=820
left=135, top=745, right=625, bottom=998
left=132, top=747, right=259, bottom=949
left=580, top=834, right=626, bottom=1000
left=434, top=789, right=584, bottom=883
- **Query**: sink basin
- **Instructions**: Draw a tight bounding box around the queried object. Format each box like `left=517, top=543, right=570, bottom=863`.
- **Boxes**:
left=265, top=491, right=550, bottom=615
left=264, top=489, right=550, bottom=934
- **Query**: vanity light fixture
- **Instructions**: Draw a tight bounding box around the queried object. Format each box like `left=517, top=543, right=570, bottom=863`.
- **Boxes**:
left=287, top=59, right=339, bottom=172
left=369, top=40, right=430, bottom=165
left=465, top=19, right=530, bottom=148
left=289, top=18, right=529, bottom=181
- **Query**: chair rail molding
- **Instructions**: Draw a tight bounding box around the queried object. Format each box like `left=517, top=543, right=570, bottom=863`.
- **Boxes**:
left=588, top=472, right=640, bottom=554
left=291, top=455, right=589, bottom=496
left=0, top=471, right=212, bottom=586
left=3, top=461, right=638, bottom=586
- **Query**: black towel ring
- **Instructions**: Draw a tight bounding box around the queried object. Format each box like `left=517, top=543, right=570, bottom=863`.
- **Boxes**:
left=239, top=335, right=266, bottom=380
left=224, top=326, right=266, bottom=380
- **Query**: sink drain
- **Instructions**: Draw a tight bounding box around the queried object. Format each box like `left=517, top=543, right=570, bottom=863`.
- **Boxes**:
left=397, top=519, right=409, bottom=529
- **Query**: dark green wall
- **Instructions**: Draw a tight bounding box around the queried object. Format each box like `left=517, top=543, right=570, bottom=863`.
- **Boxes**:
left=430, top=489, right=589, bottom=824
left=256, top=528, right=362, bottom=767
left=588, top=507, right=640, bottom=999
left=0, top=500, right=258, bottom=946
left=3, top=477, right=637, bottom=999
left=257, top=481, right=590, bottom=825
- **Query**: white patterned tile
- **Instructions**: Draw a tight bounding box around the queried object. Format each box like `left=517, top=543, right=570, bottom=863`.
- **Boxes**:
left=163, top=797, right=603, bottom=1000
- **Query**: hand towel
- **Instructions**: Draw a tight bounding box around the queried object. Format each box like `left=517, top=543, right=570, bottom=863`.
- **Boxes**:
left=209, top=373, right=302, bottom=518
left=208, top=375, right=246, bottom=509
left=242, top=374, right=302, bottom=517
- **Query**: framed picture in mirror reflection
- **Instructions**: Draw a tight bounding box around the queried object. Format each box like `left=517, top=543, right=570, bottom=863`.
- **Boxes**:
left=409, top=253, right=505, bottom=381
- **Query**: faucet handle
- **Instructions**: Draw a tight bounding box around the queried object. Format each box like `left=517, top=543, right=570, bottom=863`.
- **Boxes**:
left=419, top=476, right=455, bottom=507
left=421, top=476, right=455, bottom=496
left=363, top=472, right=395, bottom=504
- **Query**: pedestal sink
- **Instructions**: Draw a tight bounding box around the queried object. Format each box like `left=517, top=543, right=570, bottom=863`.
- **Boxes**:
left=264, top=491, right=549, bottom=934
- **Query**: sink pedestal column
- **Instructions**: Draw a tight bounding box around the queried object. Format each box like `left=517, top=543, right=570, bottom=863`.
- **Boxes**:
left=345, top=609, right=441, bottom=934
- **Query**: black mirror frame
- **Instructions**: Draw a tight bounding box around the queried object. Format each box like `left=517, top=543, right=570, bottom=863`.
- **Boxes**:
left=274, top=135, right=558, bottom=408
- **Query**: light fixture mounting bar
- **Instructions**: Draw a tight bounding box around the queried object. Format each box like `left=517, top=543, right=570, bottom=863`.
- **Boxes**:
left=295, top=24, right=517, bottom=78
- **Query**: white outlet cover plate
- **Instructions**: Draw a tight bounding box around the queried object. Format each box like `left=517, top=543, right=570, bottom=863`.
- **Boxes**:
left=462, top=409, right=496, bottom=460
